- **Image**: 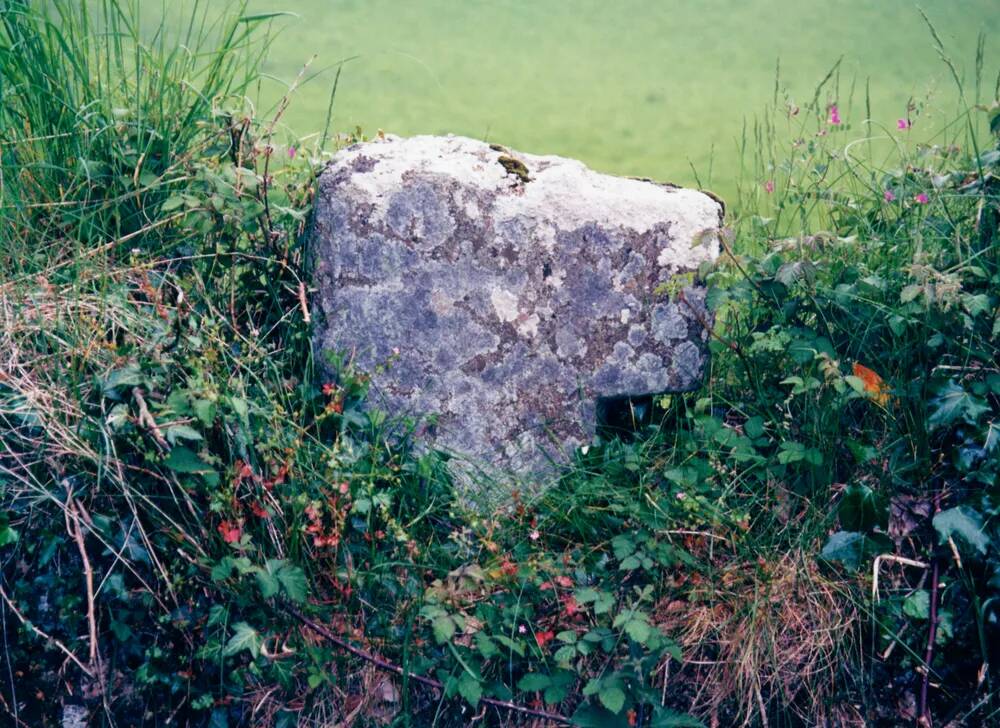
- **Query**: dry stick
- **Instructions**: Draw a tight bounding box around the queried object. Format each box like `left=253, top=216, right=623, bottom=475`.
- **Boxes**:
left=285, top=606, right=572, bottom=725
left=919, top=490, right=944, bottom=727
left=132, top=387, right=169, bottom=452
left=65, top=494, right=105, bottom=697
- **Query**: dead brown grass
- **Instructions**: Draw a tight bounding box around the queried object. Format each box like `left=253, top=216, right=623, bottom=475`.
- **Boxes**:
left=656, top=549, right=861, bottom=726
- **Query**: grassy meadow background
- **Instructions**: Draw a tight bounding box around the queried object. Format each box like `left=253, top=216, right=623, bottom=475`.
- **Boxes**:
left=234, top=0, right=999, bottom=198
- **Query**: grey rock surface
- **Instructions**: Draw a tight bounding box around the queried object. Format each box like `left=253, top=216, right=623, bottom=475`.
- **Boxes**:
left=311, top=135, right=722, bottom=488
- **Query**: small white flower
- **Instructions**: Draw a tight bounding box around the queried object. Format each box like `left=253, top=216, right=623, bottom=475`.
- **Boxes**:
left=518, top=624, right=527, bottom=634
left=530, top=529, right=540, bottom=541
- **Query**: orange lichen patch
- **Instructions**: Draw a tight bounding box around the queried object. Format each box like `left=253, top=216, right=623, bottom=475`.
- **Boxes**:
left=853, top=362, right=890, bottom=406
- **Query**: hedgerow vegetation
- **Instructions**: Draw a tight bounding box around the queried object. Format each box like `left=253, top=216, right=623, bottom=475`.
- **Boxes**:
left=1, top=1, right=998, bottom=726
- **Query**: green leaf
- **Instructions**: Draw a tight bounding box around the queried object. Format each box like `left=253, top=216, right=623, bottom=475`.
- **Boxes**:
left=0, top=513, right=18, bottom=547
left=255, top=569, right=280, bottom=599
left=650, top=707, right=706, bottom=727
left=619, top=555, right=641, bottom=570
left=432, top=615, right=456, bottom=644
left=193, top=399, right=217, bottom=427
left=820, top=531, right=890, bottom=571
left=100, top=365, right=144, bottom=393
left=902, top=590, right=930, bottom=619
left=544, top=684, right=569, bottom=704
left=571, top=703, right=630, bottom=728
left=275, top=562, right=308, bottom=603
left=598, top=686, right=626, bottom=714
left=163, top=446, right=211, bottom=474
left=556, top=630, right=577, bottom=644
left=554, top=645, right=576, bottom=664
left=160, top=195, right=186, bottom=212
left=838, top=483, right=888, bottom=531
left=240, top=11, right=299, bottom=23
left=624, top=619, right=651, bottom=644
left=928, top=380, right=990, bottom=429
left=475, top=632, right=498, bottom=658
left=458, top=672, right=481, bottom=707
left=518, top=673, right=551, bottom=691
left=165, top=424, right=203, bottom=445
left=224, top=622, right=262, bottom=658
left=211, top=558, right=235, bottom=581
left=593, top=592, right=615, bottom=614
left=744, top=416, right=765, bottom=439
left=933, top=507, right=990, bottom=556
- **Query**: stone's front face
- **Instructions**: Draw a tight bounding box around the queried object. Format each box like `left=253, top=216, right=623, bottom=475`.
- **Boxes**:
left=311, top=135, right=722, bottom=485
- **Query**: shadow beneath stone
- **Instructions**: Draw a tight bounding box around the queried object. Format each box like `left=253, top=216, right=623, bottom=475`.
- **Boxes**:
left=596, top=394, right=655, bottom=442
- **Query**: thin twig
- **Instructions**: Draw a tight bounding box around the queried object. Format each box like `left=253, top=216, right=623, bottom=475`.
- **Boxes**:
left=132, top=387, right=169, bottom=452
left=919, top=491, right=944, bottom=726
left=872, top=554, right=930, bottom=604
left=65, top=492, right=105, bottom=697
left=286, top=606, right=572, bottom=725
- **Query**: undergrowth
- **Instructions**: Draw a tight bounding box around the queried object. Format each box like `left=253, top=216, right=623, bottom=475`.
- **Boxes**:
left=1, top=2, right=998, bottom=726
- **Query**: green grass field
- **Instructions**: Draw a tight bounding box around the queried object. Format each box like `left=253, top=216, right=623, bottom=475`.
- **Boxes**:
left=242, top=0, right=999, bottom=198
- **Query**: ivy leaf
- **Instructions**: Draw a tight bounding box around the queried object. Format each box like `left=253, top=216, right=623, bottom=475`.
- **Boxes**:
left=223, top=622, right=262, bottom=658
left=928, top=380, right=990, bottom=429
left=933, top=507, right=990, bottom=557
left=984, top=421, right=999, bottom=453
left=0, top=512, right=18, bottom=547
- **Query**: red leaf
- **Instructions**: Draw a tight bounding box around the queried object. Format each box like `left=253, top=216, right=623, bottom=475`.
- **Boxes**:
left=534, top=630, right=555, bottom=649
left=217, top=520, right=242, bottom=544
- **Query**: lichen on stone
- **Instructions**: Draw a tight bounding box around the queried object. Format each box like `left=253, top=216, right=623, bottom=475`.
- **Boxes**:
left=310, top=134, right=723, bottom=491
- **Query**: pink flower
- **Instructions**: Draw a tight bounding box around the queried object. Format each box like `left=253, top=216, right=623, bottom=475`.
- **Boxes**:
left=897, top=118, right=910, bottom=130
left=914, top=193, right=929, bottom=205
left=828, top=104, right=841, bottom=126
left=764, top=180, right=775, bottom=194
left=883, top=189, right=896, bottom=202
left=529, top=529, right=540, bottom=541
left=288, top=146, right=297, bottom=159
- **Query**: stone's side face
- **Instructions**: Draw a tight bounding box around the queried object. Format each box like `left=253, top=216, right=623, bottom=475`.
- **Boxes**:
left=311, top=135, right=722, bottom=484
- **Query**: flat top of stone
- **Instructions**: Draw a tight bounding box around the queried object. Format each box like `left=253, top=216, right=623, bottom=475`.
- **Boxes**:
left=324, top=134, right=721, bottom=271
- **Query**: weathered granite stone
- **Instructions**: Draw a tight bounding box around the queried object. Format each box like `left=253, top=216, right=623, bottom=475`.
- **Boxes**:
left=311, top=135, right=722, bottom=488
